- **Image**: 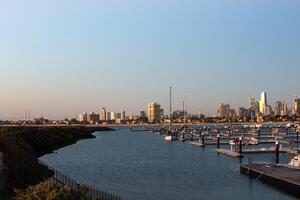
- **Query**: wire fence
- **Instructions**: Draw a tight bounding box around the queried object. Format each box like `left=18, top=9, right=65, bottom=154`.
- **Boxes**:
left=0, top=136, right=121, bottom=200
left=39, top=160, right=121, bottom=200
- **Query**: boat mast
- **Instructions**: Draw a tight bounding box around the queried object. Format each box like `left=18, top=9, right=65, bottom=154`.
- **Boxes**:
left=170, top=86, right=172, bottom=125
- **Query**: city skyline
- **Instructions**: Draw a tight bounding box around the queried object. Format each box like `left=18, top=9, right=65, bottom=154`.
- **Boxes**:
left=1, top=0, right=300, bottom=119
left=1, top=90, right=300, bottom=120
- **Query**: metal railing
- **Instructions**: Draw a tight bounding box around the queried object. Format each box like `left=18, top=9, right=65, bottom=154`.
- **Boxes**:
left=39, top=160, right=122, bottom=200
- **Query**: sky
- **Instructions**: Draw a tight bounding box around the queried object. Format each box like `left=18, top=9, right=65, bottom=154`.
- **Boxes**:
left=0, top=0, right=300, bottom=120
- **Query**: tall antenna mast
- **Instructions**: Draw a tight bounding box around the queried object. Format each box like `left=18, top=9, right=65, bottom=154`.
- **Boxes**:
left=170, top=86, right=172, bottom=125
left=183, top=99, right=185, bottom=125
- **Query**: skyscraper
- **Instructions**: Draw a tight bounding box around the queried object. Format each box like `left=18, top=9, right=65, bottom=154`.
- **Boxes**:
left=87, top=112, right=99, bottom=124
left=79, top=112, right=88, bottom=123
left=259, top=92, right=267, bottom=114
left=147, top=102, right=161, bottom=123
left=218, top=103, right=230, bottom=118
left=121, top=111, right=126, bottom=120
left=249, top=96, right=256, bottom=109
left=274, top=101, right=282, bottom=116
left=101, top=107, right=107, bottom=121
left=294, top=96, right=300, bottom=116
left=282, top=101, right=289, bottom=116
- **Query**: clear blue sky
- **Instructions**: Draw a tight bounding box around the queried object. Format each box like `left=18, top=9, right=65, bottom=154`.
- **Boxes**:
left=0, top=0, right=300, bottom=119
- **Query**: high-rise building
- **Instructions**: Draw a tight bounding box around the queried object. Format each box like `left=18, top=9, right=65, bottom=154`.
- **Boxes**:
left=249, top=96, right=256, bottom=109
left=140, top=111, right=147, bottom=118
left=236, top=107, right=250, bottom=118
left=274, top=101, right=282, bottom=116
left=115, top=112, right=121, bottom=119
left=265, top=105, right=272, bottom=116
left=259, top=92, right=267, bottom=114
left=294, top=96, right=300, bottom=116
left=101, top=107, right=107, bottom=121
left=218, top=103, right=230, bottom=118
left=110, top=112, right=116, bottom=120
left=107, top=112, right=112, bottom=121
left=87, top=112, right=99, bottom=124
left=79, top=112, right=88, bottom=123
left=121, top=111, right=126, bottom=120
left=282, top=101, right=289, bottom=116
left=147, top=102, right=161, bottom=123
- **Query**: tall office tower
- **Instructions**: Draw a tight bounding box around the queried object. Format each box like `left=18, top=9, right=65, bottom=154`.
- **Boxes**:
left=218, top=103, right=230, bottom=118
left=79, top=112, right=88, bottom=123
left=249, top=96, right=256, bottom=109
left=147, top=102, right=161, bottom=123
left=282, top=101, right=289, bottom=116
left=265, top=105, right=272, bottom=116
left=259, top=92, right=267, bottom=114
left=107, top=112, right=112, bottom=121
left=121, top=111, right=126, bottom=120
left=294, top=96, right=300, bottom=116
left=101, top=107, right=107, bottom=121
left=274, top=101, right=283, bottom=116
left=110, top=112, right=116, bottom=120
left=87, top=112, right=99, bottom=124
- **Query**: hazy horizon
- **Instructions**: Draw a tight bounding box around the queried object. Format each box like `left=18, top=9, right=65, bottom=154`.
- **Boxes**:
left=1, top=0, right=300, bottom=120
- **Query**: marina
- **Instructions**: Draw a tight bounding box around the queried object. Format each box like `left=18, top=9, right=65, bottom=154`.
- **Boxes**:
left=40, top=126, right=299, bottom=200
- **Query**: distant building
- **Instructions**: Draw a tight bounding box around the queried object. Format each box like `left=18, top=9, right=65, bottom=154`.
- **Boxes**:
left=79, top=112, right=88, bottom=123
left=274, top=101, right=282, bottom=116
left=107, top=112, right=112, bottom=121
left=259, top=92, right=267, bottom=114
left=160, top=109, right=164, bottom=118
left=265, top=105, right=272, bottom=116
left=140, top=111, right=147, bottom=118
left=147, top=102, right=161, bottom=123
left=249, top=96, right=256, bottom=109
left=172, top=110, right=187, bottom=119
left=110, top=112, right=116, bottom=120
left=294, top=97, right=300, bottom=116
left=218, top=103, right=230, bottom=118
left=236, top=107, right=250, bottom=118
left=121, top=111, right=126, bottom=120
left=87, top=112, right=99, bottom=124
left=282, top=101, right=289, bottom=116
left=101, top=107, right=107, bottom=121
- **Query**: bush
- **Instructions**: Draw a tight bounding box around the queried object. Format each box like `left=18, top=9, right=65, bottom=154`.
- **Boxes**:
left=15, top=181, right=96, bottom=200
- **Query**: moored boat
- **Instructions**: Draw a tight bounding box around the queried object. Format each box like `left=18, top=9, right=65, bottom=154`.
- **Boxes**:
left=289, top=155, right=300, bottom=168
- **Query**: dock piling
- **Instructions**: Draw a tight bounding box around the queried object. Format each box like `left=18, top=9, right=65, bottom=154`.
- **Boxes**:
left=239, top=137, right=242, bottom=155
left=201, top=132, right=206, bottom=147
left=275, top=141, right=279, bottom=164
left=217, top=134, right=220, bottom=149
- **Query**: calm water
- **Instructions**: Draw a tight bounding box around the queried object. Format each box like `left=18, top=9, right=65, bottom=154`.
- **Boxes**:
left=40, top=127, right=296, bottom=200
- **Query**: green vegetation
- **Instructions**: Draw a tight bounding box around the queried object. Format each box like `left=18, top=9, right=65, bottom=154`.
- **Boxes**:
left=0, top=126, right=113, bottom=157
left=0, top=126, right=114, bottom=199
left=15, top=181, right=96, bottom=200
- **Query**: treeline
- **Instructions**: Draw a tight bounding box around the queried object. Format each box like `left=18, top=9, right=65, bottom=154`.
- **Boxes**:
left=0, top=126, right=113, bottom=157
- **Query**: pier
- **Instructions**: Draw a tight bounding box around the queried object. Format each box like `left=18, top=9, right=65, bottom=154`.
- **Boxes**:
left=240, top=164, right=300, bottom=198
left=216, top=149, right=243, bottom=158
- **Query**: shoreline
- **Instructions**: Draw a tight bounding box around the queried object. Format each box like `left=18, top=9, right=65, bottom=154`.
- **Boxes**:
left=0, top=126, right=114, bottom=199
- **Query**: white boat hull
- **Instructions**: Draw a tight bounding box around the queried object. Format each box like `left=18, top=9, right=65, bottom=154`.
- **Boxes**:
left=165, top=135, right=175, bottom=141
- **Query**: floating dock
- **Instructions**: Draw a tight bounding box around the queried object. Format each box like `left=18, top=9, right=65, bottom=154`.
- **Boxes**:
left=215, top=149, right=243, bottom=158
left=240, top=164, right=300, bottom=198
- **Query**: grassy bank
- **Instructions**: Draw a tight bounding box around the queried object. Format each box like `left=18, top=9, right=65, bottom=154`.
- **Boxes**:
left=0, top=126, right=113, bottom=157
left=0, top=126, right=114, bottom=199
